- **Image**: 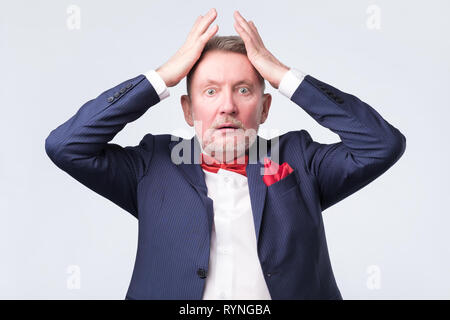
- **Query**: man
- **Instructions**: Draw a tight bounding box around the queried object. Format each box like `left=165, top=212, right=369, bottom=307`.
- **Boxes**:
left=45, top=8, right=406, bottom=300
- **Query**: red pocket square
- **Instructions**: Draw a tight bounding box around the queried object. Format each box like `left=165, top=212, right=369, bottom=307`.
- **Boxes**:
left=262, top=157, right=294, bottom=187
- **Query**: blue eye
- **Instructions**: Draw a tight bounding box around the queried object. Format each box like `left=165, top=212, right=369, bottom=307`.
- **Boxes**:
left=239, top=87, right=249, bottom=94
left=206, top=88, right=216, bottom=95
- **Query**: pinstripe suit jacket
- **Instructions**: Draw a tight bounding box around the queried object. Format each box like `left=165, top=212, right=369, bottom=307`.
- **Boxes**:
left=45, top=73, right=406, bottom=299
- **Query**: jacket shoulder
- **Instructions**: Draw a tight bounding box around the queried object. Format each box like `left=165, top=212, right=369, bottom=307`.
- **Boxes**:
left=279, top=129, right=334, bottom=177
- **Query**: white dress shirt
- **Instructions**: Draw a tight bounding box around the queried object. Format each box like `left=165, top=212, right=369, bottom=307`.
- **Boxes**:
left=144, top=66, right=306, bottom=299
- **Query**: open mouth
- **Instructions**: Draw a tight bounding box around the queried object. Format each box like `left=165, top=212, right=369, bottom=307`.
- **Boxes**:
left=217, top=126, right=239, bottom=133
left=217, top=123, right=239, bottom=130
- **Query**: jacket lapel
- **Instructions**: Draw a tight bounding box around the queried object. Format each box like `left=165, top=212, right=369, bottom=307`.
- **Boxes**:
left=168, top=134, right=270, bottom=245
left=168, top=134, right=207, bottom=194
left=245, top=135, right=269, bottom=243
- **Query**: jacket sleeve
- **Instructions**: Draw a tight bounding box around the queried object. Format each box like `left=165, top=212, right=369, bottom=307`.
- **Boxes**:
left=291, top=74, right=406, bottom=212
left=44, top=74, right=160, bottom=218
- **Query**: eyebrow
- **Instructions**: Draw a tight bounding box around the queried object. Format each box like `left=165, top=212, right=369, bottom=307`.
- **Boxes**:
left=201, top=79, right=255, bottom=87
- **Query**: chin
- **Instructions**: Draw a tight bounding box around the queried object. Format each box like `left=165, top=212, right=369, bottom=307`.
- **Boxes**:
left=203, top=132, right=255, bottom=160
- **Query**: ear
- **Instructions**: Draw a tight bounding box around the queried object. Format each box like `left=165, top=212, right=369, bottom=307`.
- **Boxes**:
left=259, top=93, right=272, bottom=124
left=181, top=95, right=194, bottom=127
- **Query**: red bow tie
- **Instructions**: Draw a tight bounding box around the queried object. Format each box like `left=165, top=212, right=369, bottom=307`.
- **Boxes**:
left=200, top=153, right=248, bottom=177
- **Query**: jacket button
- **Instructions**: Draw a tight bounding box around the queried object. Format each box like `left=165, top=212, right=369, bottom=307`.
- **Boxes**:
left=126, top=83, right=132, bottom=89
left=197, top=268, right=207, bottom=279
left=119, top=87, right=126, bottom=93
left=107, top=97, right=114, bottom=102
left=113, top=92, right=120, bottom=98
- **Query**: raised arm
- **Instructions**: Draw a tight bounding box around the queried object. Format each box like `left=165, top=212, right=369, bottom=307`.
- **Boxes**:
left=45, top=8, right=220, bottom=218
left=45, top=75, right=159, bottom=218
left=291, top=74, right=406, bottom=211
left=233, top=10, right=406, bottom=211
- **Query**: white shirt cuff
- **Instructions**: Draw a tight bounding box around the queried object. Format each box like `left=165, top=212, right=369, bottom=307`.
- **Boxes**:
left=278, top=67, right=306, bottom=99
left=144, top=69, right=170, bottom=101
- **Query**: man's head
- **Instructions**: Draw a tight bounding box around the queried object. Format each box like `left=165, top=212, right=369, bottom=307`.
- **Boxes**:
left=181, top=35, right=272, bottom=163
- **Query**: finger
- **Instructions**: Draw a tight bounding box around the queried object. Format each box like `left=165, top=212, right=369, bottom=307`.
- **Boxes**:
left=196, top=8, right=217, bottom=37
left=199, top=24, right=219, bottom=43
left=233, top=11, right=254, bottom=40
left=194, top=14, right=204, bottom=28
left=234, top=21, right=257, bottom=53
left=234, top=12, right=263, bottom=49
left=248, top=20, right=264, bottom=46
left=188, top=15, right=204, bottom=36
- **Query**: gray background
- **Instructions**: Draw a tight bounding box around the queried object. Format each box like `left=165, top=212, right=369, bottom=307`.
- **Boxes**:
left=1, top=0, right=449, bottom=299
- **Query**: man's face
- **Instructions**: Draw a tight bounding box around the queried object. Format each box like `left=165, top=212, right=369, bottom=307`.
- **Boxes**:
left=181, top=50, right=272, bottom=162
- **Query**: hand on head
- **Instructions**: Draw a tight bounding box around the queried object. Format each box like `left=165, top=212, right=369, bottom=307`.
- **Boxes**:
left=156, top=8, right=289, bottom=89
left=156, top=8, right=219, bottom=87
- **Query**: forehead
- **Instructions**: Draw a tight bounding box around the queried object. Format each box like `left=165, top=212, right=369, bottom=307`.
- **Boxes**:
left=192, top=51, right=260, bottom=86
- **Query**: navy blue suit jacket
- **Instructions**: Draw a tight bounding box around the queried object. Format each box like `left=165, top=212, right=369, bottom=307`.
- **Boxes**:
left=45, top=73, right=406, bottom=299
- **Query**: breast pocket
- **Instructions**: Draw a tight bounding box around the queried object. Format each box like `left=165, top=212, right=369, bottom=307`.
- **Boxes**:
left=266, top=169, right=299, bottom=196
left=267, top=170, right=317, bottom=228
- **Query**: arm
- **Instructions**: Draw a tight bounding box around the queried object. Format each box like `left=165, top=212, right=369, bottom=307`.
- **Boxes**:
left=45, top=75, right=160, bottom=218
left=234, top=11, right=406, bottom=211
left=45, top=8, right=220, bottom=218
left=285, top=70, right=406, bottom=211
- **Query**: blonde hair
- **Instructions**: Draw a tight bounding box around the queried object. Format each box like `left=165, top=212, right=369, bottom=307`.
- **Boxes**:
left=186, top=35, right=266, bottom=96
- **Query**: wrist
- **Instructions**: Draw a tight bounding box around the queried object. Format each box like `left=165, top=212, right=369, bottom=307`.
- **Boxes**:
left=156, top=67, right=171, bottom=87
left=273, top=65, right=290, bottom=89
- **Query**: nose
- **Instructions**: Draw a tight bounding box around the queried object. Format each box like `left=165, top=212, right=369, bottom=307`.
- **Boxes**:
left=218, top=88, right=238, bottom=116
